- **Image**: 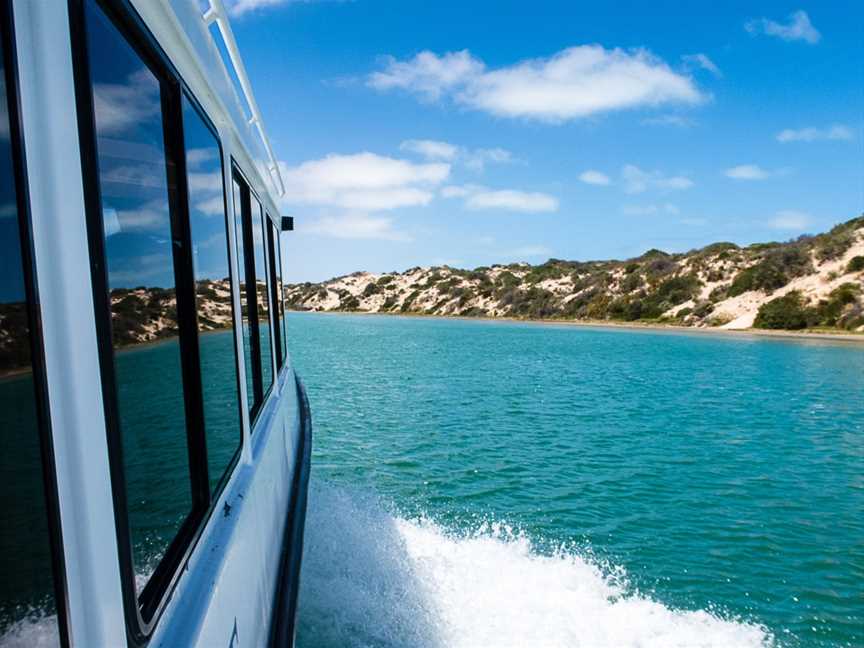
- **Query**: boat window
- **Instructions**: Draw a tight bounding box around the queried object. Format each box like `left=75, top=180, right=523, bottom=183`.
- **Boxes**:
left=267, top=217, right=287, bottom=369
left=182, top=95, right=241, bottom=495
left=278, top=228, right=288, bottom=366
left=0, top=7, right=66, bottom=644
left=84, top=0, right=195, bottom=600
left=252, top=196, right=274, bottom=391
left=232, top=175, right=258, bottom=416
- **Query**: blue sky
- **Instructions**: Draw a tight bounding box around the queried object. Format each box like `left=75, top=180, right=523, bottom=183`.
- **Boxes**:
left=224, top=0, right=863, bottom=283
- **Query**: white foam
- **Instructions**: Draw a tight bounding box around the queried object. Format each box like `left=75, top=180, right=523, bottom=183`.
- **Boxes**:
left=296, top=481, right=774, bottom=648
left=0, top=612, right=59, bottom=648
left=0, top=482, right=776, bottom=648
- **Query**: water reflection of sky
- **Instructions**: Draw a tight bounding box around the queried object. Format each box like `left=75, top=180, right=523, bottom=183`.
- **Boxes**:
left=183, top=97, right=232, bottom=285
left=89, top=6, right=176, bottom=292
left=89, top=2, right=229, bottom=293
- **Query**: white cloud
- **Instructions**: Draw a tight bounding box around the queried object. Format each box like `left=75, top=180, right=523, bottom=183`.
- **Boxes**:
left=466, top=189, right=558, bottom=213
left=399, top=139, right=459, bottom=160
left=641, top=114, right=696, bottom=128
left=682, top=53, right=722, bottom=77
left=463, top=147, right=514, bottom=171
left=113, top=201, right=170, bottom=233
left=440, top=185, right=472, bottom=198
left=441, top=184, right=558, bottom=212
left=194, top=196, right=226, bottom=217
left=443, top=184, right=558, bottom=212
left=304, top=213, right=412, bottom=241
left=400, top=139, right=514, bottom=171
left=745, top=10, right=821, bottom=44
left=369, top=45, right=705, bottom=122
left=579, top=170, right=611, bottom=186
left=769, top=210, right=811, bottom=231
left=187, top=170, right=223, bottom=193
left=93, top=69, right=160, bottom=135
left=369, top=50, right=483, bottom=101
left=280, top=152, right=449, bottom=211
left=622, top=164, right=693, bottom=194
left=776, top=124, right=854, bottom=142
left=226, top=0, right=319, bottom=17
left=725, top=164, right=771, bottom=180
left=622, top=203, right=679, bottom=216
left=185, top=147, right=218, bottom=169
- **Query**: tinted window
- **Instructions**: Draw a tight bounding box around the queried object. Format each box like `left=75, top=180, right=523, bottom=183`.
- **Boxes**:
left=267, top=218, right=287, bottom=370
left=252, top=198, right=273, bottom=391
left=0, top=13, right=62, bottom=644
left=86, top=0, right=193, bottom=592
left=183, top=96, right=241, bottom=494
left=277, top=227, right=288, bottom=366
left=233, top=175, right=257, bottom=415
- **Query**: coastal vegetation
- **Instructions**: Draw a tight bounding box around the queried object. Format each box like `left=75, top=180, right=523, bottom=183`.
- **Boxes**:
left=285, top=215, right=864, bottom=334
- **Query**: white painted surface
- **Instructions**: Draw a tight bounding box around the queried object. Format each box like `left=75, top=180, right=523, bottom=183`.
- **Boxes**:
left=12, top=1, right=127, bottom=645
left=11, top=0, right=303, bottom=645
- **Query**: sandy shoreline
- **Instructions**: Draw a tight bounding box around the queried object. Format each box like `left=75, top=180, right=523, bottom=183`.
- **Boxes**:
left=288, top=309, right=864, bottom=345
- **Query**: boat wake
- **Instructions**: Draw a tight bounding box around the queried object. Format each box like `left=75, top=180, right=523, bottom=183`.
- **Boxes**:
left=296, top=480, right=775, bottom=648
left=0, top=612, right=58, bottom=648
left=0, top=479, right=776, bottom=648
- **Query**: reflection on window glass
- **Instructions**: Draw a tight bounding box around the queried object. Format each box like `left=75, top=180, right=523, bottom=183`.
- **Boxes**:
left=86, top=0, right=192, bottom=592
left=183, top=96, right=241, bottom=495
left=267, top=219, right=287, bottom=370
left=276, top=225, right=288, bottom=366
left=252, top=198, right=273, bottom=391
left=233, top=177, right=255, bottom=414
left=0, top=23, right=60, bottom=645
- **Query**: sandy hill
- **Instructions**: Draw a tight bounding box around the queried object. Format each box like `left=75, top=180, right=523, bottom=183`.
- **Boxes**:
left=285, top=215, right=864, bottom=333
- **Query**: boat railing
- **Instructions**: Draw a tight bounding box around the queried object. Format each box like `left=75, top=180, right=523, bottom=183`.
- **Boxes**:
left=202, top=0, right=286, bottom=197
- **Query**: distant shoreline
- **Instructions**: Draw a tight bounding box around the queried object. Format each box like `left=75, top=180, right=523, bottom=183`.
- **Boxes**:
left=287, top=309, right=864, bottom=345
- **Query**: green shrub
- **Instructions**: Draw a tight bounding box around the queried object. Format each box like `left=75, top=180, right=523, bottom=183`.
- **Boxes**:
left=496, top=271, right=520, bottom=288
left=619, top=272, right=642, bottom=293
left=586, top=294, right=611, bottom=319
left=753, top=291, right=815, bottom=330
left=813, top=283, right=861, bottom=326
left=524, top=263, right=564, bottom=284
left=376, top=275, right=394, bottom=286
left=342, top=296, right=360, bottom=310
left=362, top=283, right=380, bottom=297
left=813, top=217, right=863, bottom=261
left=847, top=256, right=864, bottom=273
left=645, top=256, right=676, bottom=278
left=728, top=246, right=811, bottom=296
left=692, top=301, right=715, bottom=318
left=653, top=274, right=700, bottom=306
left=700, top=242, right=739, bottom=256
left=400, top=289, right=421, bottom=312
left=708, top=285, right=728, bottom=302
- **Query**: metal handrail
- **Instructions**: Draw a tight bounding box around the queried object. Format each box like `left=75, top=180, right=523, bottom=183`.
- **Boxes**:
left=202, top=0, right=286, bottom=197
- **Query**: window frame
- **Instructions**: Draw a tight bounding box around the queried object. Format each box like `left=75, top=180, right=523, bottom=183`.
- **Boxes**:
left=251, top=192, right=275, bottom=394
left=277, top=225, right=288, bottom=366
left=1, top=2, right=71, bottom=644
left=68, top=0, right=244, bottom=641
left=181, top=90, right=244, bottom=500
left=231, top=163, right=282, bottom=422
left=266, top=215, right=286, bottom=370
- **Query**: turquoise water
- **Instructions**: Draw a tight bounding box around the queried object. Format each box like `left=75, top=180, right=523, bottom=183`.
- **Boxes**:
left=288, top=312, right=864, bottom=648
